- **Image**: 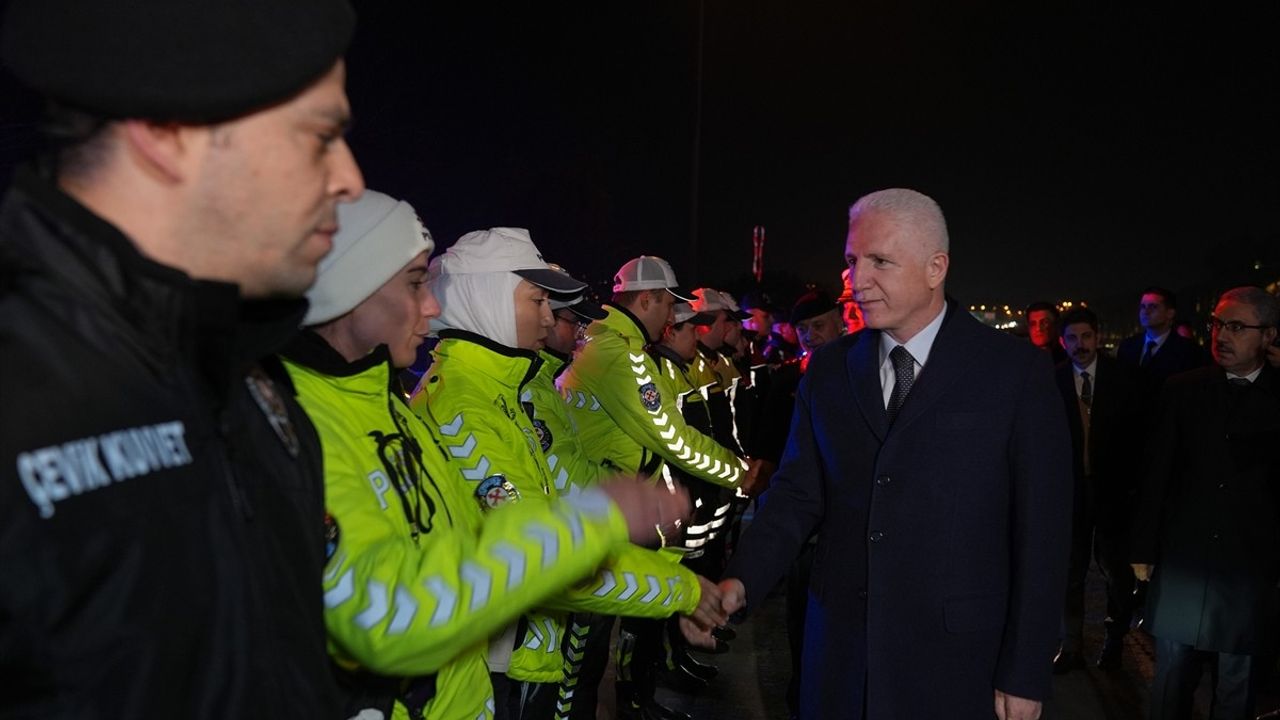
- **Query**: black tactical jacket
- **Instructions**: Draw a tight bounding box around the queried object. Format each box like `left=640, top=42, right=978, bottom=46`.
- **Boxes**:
left=0, top=167, right=339, bottom=718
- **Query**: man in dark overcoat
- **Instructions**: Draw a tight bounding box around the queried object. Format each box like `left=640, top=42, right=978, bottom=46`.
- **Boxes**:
left=1131, top=286, right=1280, bottom=720
left=1052, top=307, right=1147, bottom=672
left=715, top=188, right=1073, bottom=720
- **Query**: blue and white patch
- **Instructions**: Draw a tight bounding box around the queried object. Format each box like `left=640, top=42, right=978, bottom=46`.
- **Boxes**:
left=477, top=474, right=521, bottom=509
left=323, top=512, right=340, bottom=561
left=532, top=419, right=553, bottom=453
left=639, top=382, right=662, bottom=411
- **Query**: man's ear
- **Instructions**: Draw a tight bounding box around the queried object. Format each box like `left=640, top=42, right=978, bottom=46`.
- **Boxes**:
left=925, top=252, right=950, bottom=290
left=637, top=290, right=652, bottom=313
left=1059, top=335, right=1068, bottom=350
left=120, top=120, right=204, bottom=183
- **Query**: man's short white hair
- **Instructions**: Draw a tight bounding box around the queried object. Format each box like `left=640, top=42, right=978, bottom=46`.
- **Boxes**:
left=848, top=188, right=949, bottom=254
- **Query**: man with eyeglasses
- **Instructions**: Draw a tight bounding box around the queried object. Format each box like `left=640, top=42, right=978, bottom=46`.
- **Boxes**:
left=1131, top=286, right=1280, bottom=720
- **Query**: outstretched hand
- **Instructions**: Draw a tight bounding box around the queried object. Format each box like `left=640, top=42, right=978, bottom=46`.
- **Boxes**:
left=718, top=577, right=746, bottom=615
left=680, top=576, right=743, bottom=650
left=685, top=575, right=728, bottom=630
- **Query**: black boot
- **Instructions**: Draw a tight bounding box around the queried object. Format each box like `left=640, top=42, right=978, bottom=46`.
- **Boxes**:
left=616, top=681, right=691, bottom=720
left=672, top=647, right=718, bottom=681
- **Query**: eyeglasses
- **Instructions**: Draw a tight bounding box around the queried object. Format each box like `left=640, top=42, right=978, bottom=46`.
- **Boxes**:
left=1206, top=316, right=1271, bottom=335
left=555, top=313, right=589, bottom=337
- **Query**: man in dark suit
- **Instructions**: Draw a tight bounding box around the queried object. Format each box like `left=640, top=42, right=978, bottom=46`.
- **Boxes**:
left=1052, top=307, right=1146, bottom=673
left=710, top=189, right=1072, bottom=720
left=1131, top=286, right=1280, bottom=720
left=1116, top=287, right=1210, bottom=384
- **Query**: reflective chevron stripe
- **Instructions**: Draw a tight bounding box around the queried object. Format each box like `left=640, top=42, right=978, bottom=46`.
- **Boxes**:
left=448, top=433, right=478, bottom=457
left=324, top=568, right=355, bottom=608
left=354, top=580, right=389, bottom=629
left=461, top=561, right=492, bottom=612
left=425, top=576, right=457, bottom=627
left=492, top=541, right=526, bottom=590
left=387, top=586, right=417, bottom=635
left=617, top=572, right=639, bottom=601
left=639, top=575, right=661, bottom=604
left=664, top=577, right=681, bottom=607
left=460, top=455, right=491, bottom=481
left=439, top=412, right=464, bottom=436
left=555, top=619, right=593, bottom=719
left=593, top=570, right=617, bottom=597
left=526, top=523, right=560, bottom=569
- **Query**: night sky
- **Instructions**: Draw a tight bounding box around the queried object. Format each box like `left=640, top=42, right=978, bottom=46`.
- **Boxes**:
left=3, top=3, right=1277, bottom=324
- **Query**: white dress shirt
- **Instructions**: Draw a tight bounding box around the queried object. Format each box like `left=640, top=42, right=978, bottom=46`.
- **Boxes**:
left=1226, top=366, right=1263, bottom=384
left=1073, top=358, right=1098, bottom=399
left=1143, top=330, right=1171, bottom=356
left=879, top=304, right=948, bottom=408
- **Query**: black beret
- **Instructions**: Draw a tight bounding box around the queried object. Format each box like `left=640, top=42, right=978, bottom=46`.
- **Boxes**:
left=2, top=0, right=355, bottom=123
left=790, top=290, right=840, bottom=325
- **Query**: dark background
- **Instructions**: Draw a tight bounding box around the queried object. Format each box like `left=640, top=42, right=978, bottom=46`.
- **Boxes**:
left=3, top=2, right=1277, bottom=328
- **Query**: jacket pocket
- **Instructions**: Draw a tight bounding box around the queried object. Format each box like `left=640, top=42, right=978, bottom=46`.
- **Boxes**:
left=943, top=591, right=1007, bottom=633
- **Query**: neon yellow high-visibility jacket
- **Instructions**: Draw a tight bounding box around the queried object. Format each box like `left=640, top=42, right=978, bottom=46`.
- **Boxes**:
left=525, top=349, right=615, bottom=494
left=696, top=343, right=745, bottom=455
left=409, top=332, right=702, bottom=683
left=283, top=333, right=634, bottom=719
left=559, top=306, right=746, bottom=487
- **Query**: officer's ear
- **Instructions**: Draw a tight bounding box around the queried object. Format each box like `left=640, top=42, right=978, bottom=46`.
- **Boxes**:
left=637, top=290, right=653, bottom=313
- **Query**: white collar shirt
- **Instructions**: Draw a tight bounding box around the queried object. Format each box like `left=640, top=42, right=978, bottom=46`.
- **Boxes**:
left=1226, top=366, right=1263, bottom=384
left=879, top=303, right=948, bottom=408
left=1073, top=358, right=1099, bottom=399
left=1143, top=329, right=1171, bottom=355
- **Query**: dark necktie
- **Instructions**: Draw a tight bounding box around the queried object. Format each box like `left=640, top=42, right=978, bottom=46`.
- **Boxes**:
left=886, top=346, right=916, bottom=423
left=1139, top=340, right=1157, bottom=366
left=1078, top=371, right=1092, bottom=476
left=1228, top=377, right=1251, bottom=387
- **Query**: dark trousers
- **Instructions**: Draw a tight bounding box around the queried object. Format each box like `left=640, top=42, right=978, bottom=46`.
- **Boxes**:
left=1064, top=506, right=1135, bottom=653
left=616, top=617, right=666, bottom=712
left=555, top=613, right=614, bottom=720
left=1149, top=638, right=1258, bottom=720
left=785, top=540, right=817, bottom=718
left=492, top=673, right=558, bottom=720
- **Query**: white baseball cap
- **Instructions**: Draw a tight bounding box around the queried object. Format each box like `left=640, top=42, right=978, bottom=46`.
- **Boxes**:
left=303, top=189, right=434, bottom=326
left=673, top=302, right=715, bottom=326
left=691, top=288, right=749, bottom=320
left=434, top=227, right=586, bottom=294
left=612, top=255, right=694, bottom=301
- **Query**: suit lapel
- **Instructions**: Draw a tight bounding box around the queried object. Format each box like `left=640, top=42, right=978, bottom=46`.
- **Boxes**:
left=890, top=303, right=979, bottom=435
left=847, top=329, right=888, bottom=442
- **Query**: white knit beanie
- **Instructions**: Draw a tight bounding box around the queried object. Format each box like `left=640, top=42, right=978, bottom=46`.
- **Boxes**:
left=303, top=190, right=434, bottom=326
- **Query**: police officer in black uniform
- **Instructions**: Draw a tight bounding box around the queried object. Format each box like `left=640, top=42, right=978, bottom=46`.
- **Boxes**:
left=0, top=2, right=364, bottom=716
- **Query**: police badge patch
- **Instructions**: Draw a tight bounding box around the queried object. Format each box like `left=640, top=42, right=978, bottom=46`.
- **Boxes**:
left=476, top=475, right=521, bottom=509
left=323, top=512, right=340, bottom=561
left=638, top=382, right=662, bottom=411
left=245, top=366, right=300, bottom=458
left=532, top=418, right=553, bottom=453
